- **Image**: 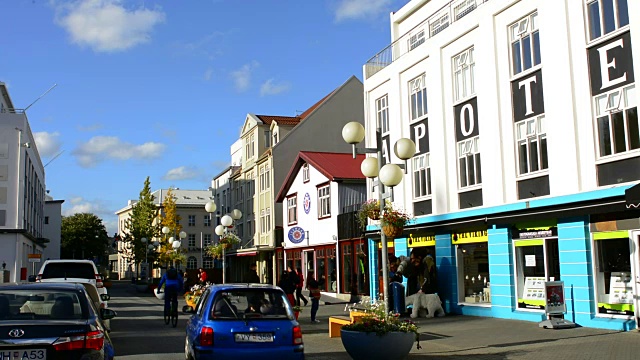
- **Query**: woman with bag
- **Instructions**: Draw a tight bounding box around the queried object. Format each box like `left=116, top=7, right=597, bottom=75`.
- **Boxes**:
left=307, top=270, right=321, bottom=323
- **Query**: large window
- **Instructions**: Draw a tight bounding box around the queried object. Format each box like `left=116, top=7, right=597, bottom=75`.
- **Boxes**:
left=203, top=234, right=212, bottom=247
left=188, top=215, right=196, bottom=227
left=409, top=75, right=428, bottom=121
left=412, top=153, right=431, bottom=198
left=593, top=235, right=633, bottom=315
left=204, top=214, right=211, bottom=227
left=510, top=12, right=541, bottom=75
left=586, top=0, right=629, bottom=41
left=287, top=195, right=297, bottom=225
left=516, top=115, right=548, bottom=175
left=188, top=233, right=196, bottom=248
left=318, top=185, right=330, bottom=218
left=453, top=47, right=475, bottom=102
left=513, top=239, right=560, bottom=310
left=187, top=256, right=197, bottom=270
left=458, top=137, right=481, bottom=188
left=203, top=256, right=214, bottom=269
left=376, top=95, right=389, bottom=134
left=595, top=85, right=638, bottom=157
left=260, top=208, right=271, bottom=233
left=457, top=243, right=490, bottom=304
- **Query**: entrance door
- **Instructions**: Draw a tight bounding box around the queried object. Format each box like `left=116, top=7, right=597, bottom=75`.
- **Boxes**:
left=633, top=233, right=640, bottom=329
left=303, top=250, right=315, bottom=288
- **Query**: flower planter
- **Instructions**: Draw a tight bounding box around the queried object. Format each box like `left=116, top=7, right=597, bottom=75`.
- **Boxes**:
left=341, top=330, right=415, bottom=360
left=382, top=224, right=404, bottom=238
left=368, top=209, right=380, bottom=220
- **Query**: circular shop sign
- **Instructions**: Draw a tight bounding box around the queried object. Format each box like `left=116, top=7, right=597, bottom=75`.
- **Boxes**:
left=288, top=226, right=305, bottom=244
left=303, top=193, right=311, bottom=214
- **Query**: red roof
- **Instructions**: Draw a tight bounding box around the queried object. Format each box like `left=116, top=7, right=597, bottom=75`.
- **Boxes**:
left=255, top=115, right=301, bottom=126
left=275, top=151, right=366, bottom=202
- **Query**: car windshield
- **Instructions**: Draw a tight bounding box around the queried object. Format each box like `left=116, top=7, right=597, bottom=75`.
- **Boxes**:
left=0, top=290, right=87, bottom=320
left=41, top=263, right=95, bottom=280
left=210, top=289, right=292, bottom=320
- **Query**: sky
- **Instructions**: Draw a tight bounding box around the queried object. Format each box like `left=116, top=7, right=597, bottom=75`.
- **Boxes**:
left=1, top=0, right=400, bottom=235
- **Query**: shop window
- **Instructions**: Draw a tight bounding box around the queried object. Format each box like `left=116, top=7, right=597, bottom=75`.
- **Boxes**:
left=457, top=243, right=490, bottom=303
left=593, top=236, right=633, bottom=315
left=586, top=0, right=629, bottom=42
left=328, top=248, right=337, bottom=292
left=342, top=244, right=352, bottom=294
left=514, top=239, right=560, bottom=310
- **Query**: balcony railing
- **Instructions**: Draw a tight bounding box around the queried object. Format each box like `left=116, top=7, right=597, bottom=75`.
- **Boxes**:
left=365, top=0, right=490, bottom=79
left=338, top=210, right=362, bottom=240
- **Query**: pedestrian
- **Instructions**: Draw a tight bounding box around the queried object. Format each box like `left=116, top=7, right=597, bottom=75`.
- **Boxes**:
left=247, top=263, right=260, bottom=283
left=183, top=271, right=190, bottom=293
left=198, top=268, right=208, bottom=284
left=295, top=267, right=308, bottom=306
left=307, top=270, right=321, bottom=323
left=278, top=271, right=296, bottom=306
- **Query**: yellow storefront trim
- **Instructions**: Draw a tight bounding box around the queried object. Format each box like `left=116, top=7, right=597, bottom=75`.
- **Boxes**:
left=407, top=233, right=435, bottom=248
left=377, top=241, right=395, bottom=249
left=518, top=299, right=546, bottom=306
left=514, top=239, right=544, bottom=247
left=597, top=302, right=635, bottom=312
left=593, top=231, right=628, bottom=240
left=452, top=229, right=488, bottom=244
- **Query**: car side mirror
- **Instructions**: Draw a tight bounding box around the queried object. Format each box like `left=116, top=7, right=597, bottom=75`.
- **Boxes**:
left=28, top=275, right=37, bottom=282
left=100, top=308, right=117, bottom=320
left=182, top=305, right=195, bottom=314
left=100, top=294, right=111, bottom=302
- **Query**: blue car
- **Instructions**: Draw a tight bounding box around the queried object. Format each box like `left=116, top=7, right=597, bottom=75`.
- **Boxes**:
left=183, top=284, right=304, bottom=360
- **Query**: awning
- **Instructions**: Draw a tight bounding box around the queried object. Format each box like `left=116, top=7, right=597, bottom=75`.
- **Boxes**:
left=625, top=183, right=640, bottom=209
left=236, top=251, right=257, bottom=257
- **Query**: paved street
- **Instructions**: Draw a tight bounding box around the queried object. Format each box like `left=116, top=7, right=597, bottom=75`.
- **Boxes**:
left=106, top=281, right=640, bottom=359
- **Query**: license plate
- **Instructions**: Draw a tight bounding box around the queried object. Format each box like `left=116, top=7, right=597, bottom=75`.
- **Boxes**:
left=234, top=333, right=273, bottom=343
left=0, top=349, right=46, bottom=360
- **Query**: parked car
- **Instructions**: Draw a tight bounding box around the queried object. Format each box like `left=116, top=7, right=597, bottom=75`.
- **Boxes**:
left=184, top=283, right=304, bottom=360
left=35, top=259, right=108, bottom=297
left=76, top=281, right=112, bottom=332
left=0, top=282, right=116, bottom=360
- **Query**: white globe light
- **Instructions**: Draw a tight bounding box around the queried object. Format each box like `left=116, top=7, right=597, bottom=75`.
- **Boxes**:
left=394, top=138, right=416, bottom=160
left=205, top=201, right=217, bottom=213
left=342, top=122, right=365, bottom=144
left=379, top=163, right=404, bottom=187
left=169, top=236, right=175, bottom=243
left=360, top=157, right=379, bottom=178
left=231, top=209, right=243, bottom=220
left=221, top=215, right=233, bottom=227
left=172, top=241, right=181, bottom=249
left=141, top=237, right=147, bottom=244
left=162, top=226, right=170, bottom=235
left=179, top=231, right=187, bottom=239
left=215, top=225, right=226, bottom=236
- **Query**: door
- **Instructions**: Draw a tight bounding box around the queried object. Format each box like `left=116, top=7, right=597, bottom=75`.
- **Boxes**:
left=303, top=250, right=315, bottom=288
left=633, top=233, right=640, bottom=329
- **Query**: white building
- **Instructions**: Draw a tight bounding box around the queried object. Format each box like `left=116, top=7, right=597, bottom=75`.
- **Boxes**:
left=42, top=195, right=64, bottom=261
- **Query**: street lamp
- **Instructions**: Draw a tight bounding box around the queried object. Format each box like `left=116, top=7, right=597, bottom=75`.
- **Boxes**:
left=141, top=237, right=148, bottom=279
left=213, top=209, right=242, bottom=284
left=342, top=121, right=416, bottom=312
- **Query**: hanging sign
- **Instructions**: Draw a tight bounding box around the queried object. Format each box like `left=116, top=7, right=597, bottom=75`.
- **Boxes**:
left=28, top=254, right=42, bottom=263
left=407, top=233, right=435, bottom=248
left=288, top=227, right=305, bottom=244
left=452, top=229, right=488, bottom=244
left=544, top=281, right=566, bottom=315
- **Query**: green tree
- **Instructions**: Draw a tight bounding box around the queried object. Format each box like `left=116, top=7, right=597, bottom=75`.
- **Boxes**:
left=123, top=177, right=158, bottom=274
left=158, top=187, right=184, bottom=266
left=61, top=213, right=109, bottom=263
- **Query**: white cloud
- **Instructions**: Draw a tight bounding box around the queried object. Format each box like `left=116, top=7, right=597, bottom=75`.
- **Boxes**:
left=203, top=68, right=213, bottom=81
left=72, top=135, right=165, bottom=167
left=260, top=78, right=291, bottom=96
left=33, top=131, right=63, bottom=158
left=230, top=61, right=259, bottom=92
left=163, top=166, right=199, bottom=181
left=63, top=197, right=118, bottom=235
left=334, top=0, right=392, bottom=22
left=55, top=0, right=166, bottom=53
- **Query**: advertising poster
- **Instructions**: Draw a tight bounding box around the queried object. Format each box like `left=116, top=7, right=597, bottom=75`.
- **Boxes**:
left=545, top=281, right=566, bottom=315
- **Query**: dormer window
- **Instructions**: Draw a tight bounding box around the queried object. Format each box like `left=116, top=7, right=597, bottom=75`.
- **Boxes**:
left=302, top=163, right=310, bottom=182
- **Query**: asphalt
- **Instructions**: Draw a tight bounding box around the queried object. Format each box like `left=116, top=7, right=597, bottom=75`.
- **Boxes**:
left=109, top=281, right=640, bottom=359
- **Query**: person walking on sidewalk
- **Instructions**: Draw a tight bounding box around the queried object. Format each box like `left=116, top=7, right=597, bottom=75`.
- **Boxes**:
left=295, top=267, right=308, bottom=306
left=278, top=271, right=296, bottom=306
left=307, top=270, right=321, bottom=323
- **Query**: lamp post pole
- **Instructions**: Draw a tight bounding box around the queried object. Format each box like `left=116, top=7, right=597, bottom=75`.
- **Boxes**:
left=141, top=237, right=148, bottom=279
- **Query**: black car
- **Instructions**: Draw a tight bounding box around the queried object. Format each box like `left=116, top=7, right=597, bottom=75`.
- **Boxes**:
left=0, top=282, right=116, bottom=360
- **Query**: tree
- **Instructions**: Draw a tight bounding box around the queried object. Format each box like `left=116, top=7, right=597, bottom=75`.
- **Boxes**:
left=123, top=176, right=158, bottom=275
left=61, top=213, right=109, bottom=263
left=157, top=187, right=184, bottom=267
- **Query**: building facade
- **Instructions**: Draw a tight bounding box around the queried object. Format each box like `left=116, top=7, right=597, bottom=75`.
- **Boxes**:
left=362, top=0, right=640, bottom=330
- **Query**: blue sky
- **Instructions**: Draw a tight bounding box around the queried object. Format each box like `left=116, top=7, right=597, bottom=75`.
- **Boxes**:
left=1, top=0, right=399, bottom=235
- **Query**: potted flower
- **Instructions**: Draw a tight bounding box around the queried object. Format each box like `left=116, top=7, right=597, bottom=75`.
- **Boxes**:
left=206, top=233, right=241, bottom=258
left=341, top=296, right=420, bottom=360
left=292, top=305, right=302, bottom=320
left=185, top=282, right=211, bottom=307
left=380, top=205, right=412, bottom=239
left=357, top=199, right=393, bottom=229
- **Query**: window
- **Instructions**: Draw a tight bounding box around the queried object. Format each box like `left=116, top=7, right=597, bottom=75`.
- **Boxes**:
left=409, top=75, right=428, bottom=121
left=265, top=130, right=271, bottom=147
left=187, top=256, right=197, bottom=270
left=586, top=0, right=629, bottom=41
left=188, top=215, right=196, bottom=227
left=260, top=208, right=272, bottom=234
left=458, top=137, right=481, bottom=188
left=287, top=196, right=297, bottom=224
left=454, top=0, right=477, bottom=20
left=430, top=11, right=450, bottom=36
left=318, top=185, right=330, bottom=218
left=408, top=30, right=425, bottom=51
left=514, top=239, right=560, bottom=310
left=593, top=235, right=633, bottom=315
left=453, top=48, right=475, bottom=102
left=376, top=95, right=389, bottom=133
left=273, top=131, right=279, bottom=145
left=188, top=234, right=196, bottom=247
left=412, top=153, right=432, bottom=198
left=245, top=134, right=255, bottom=160
left=265, top=166, right=270, bottom=189
left=204, top=215, right=211, bottom=227
left=594, top=85, right=638, bottom=157
left=203, top=234, right=212, bottom=247
left=302, top=163, right=310, bottom=182
left=516, top=115, right=548, bottom=175
left=203, top=256, right=213, bottom=269
left=44, top=216, right=49, bottom=224
left=510, top=12, right=541, bottom=75
left=260, top=167, right=266, bottom=192
left=457, top=243, right=490, bottom=303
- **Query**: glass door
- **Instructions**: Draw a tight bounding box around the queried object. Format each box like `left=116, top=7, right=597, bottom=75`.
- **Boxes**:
left=303, top=250, right=315, bottom=288
left=633, top=233, right=640, bottom=327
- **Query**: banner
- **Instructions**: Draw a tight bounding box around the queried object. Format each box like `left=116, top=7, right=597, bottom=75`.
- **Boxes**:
left=544, top=281, right=566, bottom=315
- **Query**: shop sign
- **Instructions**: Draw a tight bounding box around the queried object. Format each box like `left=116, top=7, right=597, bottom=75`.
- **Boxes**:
left=27, top=254, right=41, bottom=263
left=544, top=281, right=566, bottom=315
left=377, top=241, right=395, bottom=249
left=303, top=193, right=311, bottom=214
left=516, top=227, right=556, bottom=239
left=407, top=233, right=435, bottom=248
left=452, top=229, right=487, bottom=244
left=288, top=226, right=305, bottom=244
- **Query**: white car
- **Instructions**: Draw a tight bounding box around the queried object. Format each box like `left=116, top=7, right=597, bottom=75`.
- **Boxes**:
left=35, top=259, right=108, bottom=297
